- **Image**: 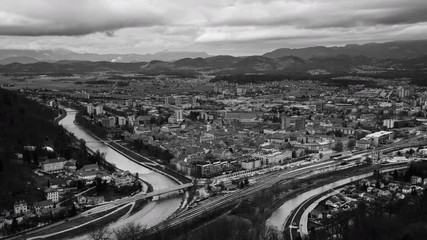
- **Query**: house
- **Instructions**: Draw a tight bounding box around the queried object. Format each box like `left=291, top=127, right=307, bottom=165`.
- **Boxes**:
left=112, top=171, right=135, bottom=188
left=411, top=175, right=422, bottom=185
left=77, top=195, right=87, bottom=205
left=14, top=200, right=29, bottom=215
left=33, top=200, right=54, bottom=212
left=1, top=210, right=10, bottom=217
left=76, top=170, right=98, bottom=181
left=423, top=178, right=427, bottom=185
left=64, top=160, right=77, bottom=171
left=14, top=215, right=24, bottom=224
left=396, top=193, right=405, bottom=200
left=388, top=183, right=399, bottom=192
left=367, top=186, right=373, bottom=193
left=402, top=185, right=412, bottom=194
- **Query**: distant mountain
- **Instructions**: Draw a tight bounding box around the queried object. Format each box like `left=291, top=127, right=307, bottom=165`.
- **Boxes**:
left=263, top=40, right=427, bottom=59
left=0, top=49, right=210, bottom=64
left=0, top=56, right=39, bottom=65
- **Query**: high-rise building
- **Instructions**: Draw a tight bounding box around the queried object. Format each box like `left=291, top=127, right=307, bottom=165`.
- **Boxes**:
left=175, top=109, right=183, bottom=122
left=281, top=114, right=290, bottom=130
left=175, top=96, right=183, bottom=106
left=87, top=104, right=94, bottom=115
left=295, top=118, right=306, bottom=130
left=165, top=96, right=172, bottom=105
left=94, top=105, right=103, bottom=116
left=398, top=88, right=411, bottom=99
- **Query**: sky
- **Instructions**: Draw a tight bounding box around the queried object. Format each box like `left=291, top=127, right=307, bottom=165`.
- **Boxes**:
left=1, top=0, right=427, bottom=56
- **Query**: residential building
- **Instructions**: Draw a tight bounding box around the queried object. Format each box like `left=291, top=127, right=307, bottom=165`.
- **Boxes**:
left=13, top=201, right=28, bottom=215
left=42, top=157, right=68, bottom=172
left=45, top=188, right=60, bottom=203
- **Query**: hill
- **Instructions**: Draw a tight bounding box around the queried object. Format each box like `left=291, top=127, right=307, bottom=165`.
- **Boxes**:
left=263, top=40, right=427, bottom=59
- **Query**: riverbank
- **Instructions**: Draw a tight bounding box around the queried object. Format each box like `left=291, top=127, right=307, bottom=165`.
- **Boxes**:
left=53, top=108, right=67, bottom=124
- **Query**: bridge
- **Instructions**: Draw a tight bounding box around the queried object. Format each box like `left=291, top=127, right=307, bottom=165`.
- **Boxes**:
left=141, top=183, right=194, bottom=199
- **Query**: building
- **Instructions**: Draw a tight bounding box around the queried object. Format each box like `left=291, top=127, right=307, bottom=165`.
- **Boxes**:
left=76, top=170, right=98, bottom=181
left=14, top=201, right=28, bottom=215
left=411, top=176, right=422, bottom=185
left=112, top=171, right=135, bottom=188
left=42, top=157, right=68, bottom=172
left=71, top=91, right=90, bottom=99
left=398, top=88, right=411, bottom=99
left=81, top=164, right=99, bottom=172
left=295, top=118, right=306, bottom=130
left=175, top=96, right=183, bottom=106
left=117, top=116, right=126, bottom=126
left=87, top=104, right=94, bottom=115
left=383, top=119, right=395, bottom=129
left=45, top=188, right=60, bottom=203
left=101, top=117, right=116, bottom=128
left=281, top=114, right=290, bottom=130
left=94, top=105, right=104, bottom=116
left=33, top=200, right=54, bottom=212
left=240, top=159, right=261, bottom=170
left=362, top=131, right=393, bottom=147
left=175, top=109, right=183, bottom=122
left=164, top=96, right=172, bottom=105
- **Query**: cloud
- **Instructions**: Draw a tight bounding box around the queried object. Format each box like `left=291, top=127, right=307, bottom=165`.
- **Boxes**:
left=0, top=0, right=427, bottom=55
left=0, top=0, right=170, bottom=36
left=206, top=0, right=427, bottom=29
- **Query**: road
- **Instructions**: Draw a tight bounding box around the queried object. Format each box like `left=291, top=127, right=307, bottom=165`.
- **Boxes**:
left=284, top=164, right=410, bottom=240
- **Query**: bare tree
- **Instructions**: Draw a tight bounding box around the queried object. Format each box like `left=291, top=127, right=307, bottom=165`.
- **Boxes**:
left=88, top=226, right=112, bottom=240
left=114, top=222, right=147, bottom=240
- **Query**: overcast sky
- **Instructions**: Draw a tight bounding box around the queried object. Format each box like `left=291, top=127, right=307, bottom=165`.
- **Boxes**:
left=1, top=0, right=427, bottom=55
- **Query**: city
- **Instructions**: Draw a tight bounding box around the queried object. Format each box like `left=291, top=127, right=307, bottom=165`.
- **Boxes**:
left=1, top=1, right=427, bottom=240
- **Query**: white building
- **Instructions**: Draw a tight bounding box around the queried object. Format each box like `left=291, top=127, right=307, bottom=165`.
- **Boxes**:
left=87, top=104, right=94, bottom=115
left=45, top=189, right=60, bottom=203
left=94, top=105, right=104, bottom=115
left=362, top=131, right=393, bottom=147
left=175, top=109, right=183, bottom=122
left=117, top=116, right=126, bottom=126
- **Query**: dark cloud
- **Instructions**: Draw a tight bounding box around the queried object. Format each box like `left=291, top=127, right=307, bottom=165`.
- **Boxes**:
left=0, top=0, right=170, bottom=36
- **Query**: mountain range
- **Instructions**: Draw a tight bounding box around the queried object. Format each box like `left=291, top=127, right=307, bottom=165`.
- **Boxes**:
left=0, top=40, right=426, bottom=76
left=0, top=49, right=210, bottom=65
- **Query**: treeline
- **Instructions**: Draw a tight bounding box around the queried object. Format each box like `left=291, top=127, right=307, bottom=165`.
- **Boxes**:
left=75, top=111, right=107, bottom=138
left=132, top=140, right=174, bottom=163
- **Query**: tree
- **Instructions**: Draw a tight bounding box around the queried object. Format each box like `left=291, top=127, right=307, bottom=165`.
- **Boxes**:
left=88, top=226, right=112, bottom=240
left=393, top=169, right=399, bottom=180
left=347, top=139, right=356, bottom=150
left=114, top=223, right=146, bottom=240
left=333, top=141, right=343, bottom=152
left=69, top=204, right=77, bottom=217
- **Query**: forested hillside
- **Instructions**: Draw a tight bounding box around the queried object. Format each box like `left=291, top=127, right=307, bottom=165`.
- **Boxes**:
left=0, top=88, right=73, bottom=210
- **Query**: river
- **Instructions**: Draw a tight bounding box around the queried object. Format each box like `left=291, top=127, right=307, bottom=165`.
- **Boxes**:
left=59, top=108, right=182, bottom=239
